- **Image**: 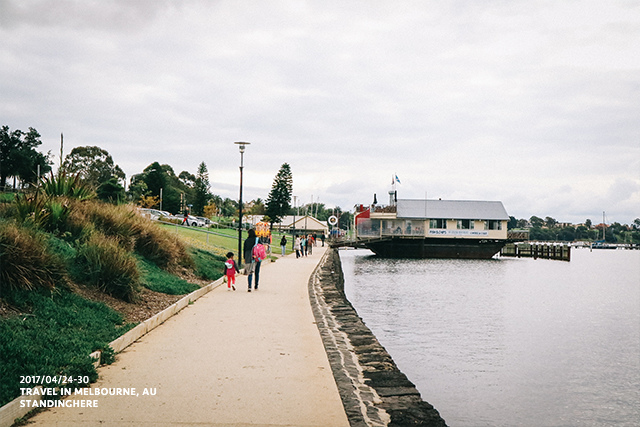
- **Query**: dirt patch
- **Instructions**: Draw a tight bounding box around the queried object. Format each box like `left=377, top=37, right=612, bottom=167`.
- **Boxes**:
left=0, top=299, right=22, bottom=318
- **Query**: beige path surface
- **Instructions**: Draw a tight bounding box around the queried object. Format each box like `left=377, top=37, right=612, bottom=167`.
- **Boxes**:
left=29, top=245, right=349, bottom=426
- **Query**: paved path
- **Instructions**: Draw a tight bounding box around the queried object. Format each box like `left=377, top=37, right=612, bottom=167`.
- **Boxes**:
left=29, top=245, right=349, bottom=426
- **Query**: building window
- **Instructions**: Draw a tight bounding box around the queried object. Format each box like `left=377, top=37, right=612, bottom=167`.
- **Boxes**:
left=430, top=219, right=446, bottom=229
left=485, top=220, right=502, bottom=230
left=457, top=219, right=474, bottom=230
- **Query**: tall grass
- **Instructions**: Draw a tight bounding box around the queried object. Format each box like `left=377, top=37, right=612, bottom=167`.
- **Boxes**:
left=0, top=222, right=65, bottom=293
left=75, top=233, right=140, bottom=302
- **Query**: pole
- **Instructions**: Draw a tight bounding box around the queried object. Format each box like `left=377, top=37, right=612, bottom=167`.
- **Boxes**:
left=238, top=151, right=244, bottom=269
left=234, top=142, right=250, bottom=269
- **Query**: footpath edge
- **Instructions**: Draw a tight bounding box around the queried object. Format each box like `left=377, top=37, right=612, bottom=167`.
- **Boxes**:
left=0, top=276, right=225, bottom=427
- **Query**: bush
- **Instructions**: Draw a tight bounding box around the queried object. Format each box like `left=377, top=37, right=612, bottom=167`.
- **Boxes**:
left=75, top=233, right=140, bottom=302
left=134, top=219, right=193, bottom=271
left=40, top=171, right=94, bottom=200
left=69, top=200, right=138, bottom=250
left=0, top=222, right=64, bottom=293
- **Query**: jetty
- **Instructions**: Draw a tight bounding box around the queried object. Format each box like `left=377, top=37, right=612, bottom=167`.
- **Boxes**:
left=500, top=242, right=571, bottom=261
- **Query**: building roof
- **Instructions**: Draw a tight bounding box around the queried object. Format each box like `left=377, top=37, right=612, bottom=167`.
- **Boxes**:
left=396, top=199, right=509, bottom=220
left=274, top=215, right=329, bottom=232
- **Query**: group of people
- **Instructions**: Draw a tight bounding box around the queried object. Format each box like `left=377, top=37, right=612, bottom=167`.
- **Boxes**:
left=293, top=234, right=317, bottom=258
left=222, top=230, right=328, bottom=292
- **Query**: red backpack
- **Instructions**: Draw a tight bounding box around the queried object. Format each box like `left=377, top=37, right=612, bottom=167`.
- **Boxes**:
left=252, top=243, right=266, bottom=261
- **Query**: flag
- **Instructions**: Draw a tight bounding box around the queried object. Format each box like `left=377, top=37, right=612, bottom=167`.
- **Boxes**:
left=395, top=175, right=401, bottom=184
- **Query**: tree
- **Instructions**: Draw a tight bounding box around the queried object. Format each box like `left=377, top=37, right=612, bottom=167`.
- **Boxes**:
left=530, top=216, right=544, bottom=228
left=247, top=198, right=265, bottom=215
left=192, top=162, right=211, bottom=216
left=62, top=146, right=125, bottom=190
left=265, top=163, right=293, bottom=227
left=0, top=125, right=51, bottom=189
left=545, top=216, right=558, bottom=229
left=96, top=177, right=125, bottom=204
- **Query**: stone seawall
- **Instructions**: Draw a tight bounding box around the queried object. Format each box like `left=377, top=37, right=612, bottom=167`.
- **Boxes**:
left=309, top=248, right=448, bottom=427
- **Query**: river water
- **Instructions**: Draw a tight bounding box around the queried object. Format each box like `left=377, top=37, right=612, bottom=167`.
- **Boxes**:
left=340, top=248, right=640, bottom=427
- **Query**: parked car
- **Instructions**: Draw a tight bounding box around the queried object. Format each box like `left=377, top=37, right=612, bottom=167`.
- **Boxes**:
left=196, top=216, right=211, bottom=227
left=138, top=208, right=172, bottom=221
left=172, top=214, right=202, bottom=227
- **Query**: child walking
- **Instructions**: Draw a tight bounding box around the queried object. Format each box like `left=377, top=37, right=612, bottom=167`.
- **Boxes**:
left=224, top=251, right=239, bottom=291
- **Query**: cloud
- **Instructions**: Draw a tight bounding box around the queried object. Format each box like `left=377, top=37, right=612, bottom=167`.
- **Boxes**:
left=1, top=0, right=638, bottom=223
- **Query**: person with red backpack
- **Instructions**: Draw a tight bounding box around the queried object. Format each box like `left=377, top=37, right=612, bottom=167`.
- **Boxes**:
left=243, top=229, right=267, bottom=292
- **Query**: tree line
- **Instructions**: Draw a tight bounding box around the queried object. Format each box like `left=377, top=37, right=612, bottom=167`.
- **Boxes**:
left=508, top=216, right=640, bottom=244
left=1, top=125, right=354, bottom=229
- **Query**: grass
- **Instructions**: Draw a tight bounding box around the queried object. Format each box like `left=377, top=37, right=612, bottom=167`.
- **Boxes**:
left=0, top=287, right=135, bottom=407
left=159, top=223, right=295, bottom=257
left=0, top=197, right=256, bottom=409
left=188, top=247, right=226, bottom=281
left=137, top=257, right=200, bottom=295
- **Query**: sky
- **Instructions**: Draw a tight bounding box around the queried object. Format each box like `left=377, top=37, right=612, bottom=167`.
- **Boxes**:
left=1, top=0, right=639, bottom=224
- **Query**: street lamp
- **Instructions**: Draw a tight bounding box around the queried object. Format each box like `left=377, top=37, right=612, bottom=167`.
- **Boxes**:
left=235, top=141, right=250, bottom=268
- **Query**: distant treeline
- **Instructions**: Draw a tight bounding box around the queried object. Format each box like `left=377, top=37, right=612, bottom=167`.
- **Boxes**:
left=508, top=216, right=640, bottom=243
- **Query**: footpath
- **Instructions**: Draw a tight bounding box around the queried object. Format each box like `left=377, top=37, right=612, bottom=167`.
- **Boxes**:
left=27, top=245, right=350, bottom=427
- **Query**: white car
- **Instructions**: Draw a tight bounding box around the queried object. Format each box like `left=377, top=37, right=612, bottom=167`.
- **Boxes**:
left=139, top=208, right=171, bottom=220
left=175, top=214, right=202, bottom=227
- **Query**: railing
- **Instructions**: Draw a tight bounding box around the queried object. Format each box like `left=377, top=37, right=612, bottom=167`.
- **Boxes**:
left=507, top=229, right=529, bottom=240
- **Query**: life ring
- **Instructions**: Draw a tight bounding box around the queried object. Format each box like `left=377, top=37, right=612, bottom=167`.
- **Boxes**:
left=328, top=215, right=338, bottom=226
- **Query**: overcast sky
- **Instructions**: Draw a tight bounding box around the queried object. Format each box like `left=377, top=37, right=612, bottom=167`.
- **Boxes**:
left=1, top=0, right=638, bottom=224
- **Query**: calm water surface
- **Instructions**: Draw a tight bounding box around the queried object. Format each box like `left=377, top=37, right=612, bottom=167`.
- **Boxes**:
left=340, top=248, right=640, bottom=427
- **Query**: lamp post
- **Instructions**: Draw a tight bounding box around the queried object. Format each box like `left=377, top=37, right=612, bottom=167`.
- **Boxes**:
left=235, top=141, right=250, bottom=268
left=292, top=195, right=297, bottom=251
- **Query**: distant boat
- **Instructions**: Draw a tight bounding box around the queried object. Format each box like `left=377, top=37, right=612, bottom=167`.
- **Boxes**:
left=592, top=211, right=616, bottom=249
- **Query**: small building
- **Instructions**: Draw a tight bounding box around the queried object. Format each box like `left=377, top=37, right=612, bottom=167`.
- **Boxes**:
left=273, top=215, right=329, bottom=235
left=354, top=198, right=511, bottom=258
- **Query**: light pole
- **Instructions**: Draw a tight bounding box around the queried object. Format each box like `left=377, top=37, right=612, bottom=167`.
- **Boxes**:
left=292, top=195, right=297, bottom=251
left=235, top=141, right=250, bottom=268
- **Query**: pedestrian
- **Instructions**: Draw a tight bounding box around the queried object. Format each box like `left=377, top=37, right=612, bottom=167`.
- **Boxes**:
left=307, top=234, right=313, bottom=255
left=280, top=235, right=287, bottom=256
left=321, top=233, right=325, bottom=247
left=294, top=235, right=301, bottom=258
left=223, top=251, right=239, bottom=291
left=243, top=229, right=266, bottom=292
left=301, top=235, right=307, bottom=256
left=182, top=208, right=189, bottom=226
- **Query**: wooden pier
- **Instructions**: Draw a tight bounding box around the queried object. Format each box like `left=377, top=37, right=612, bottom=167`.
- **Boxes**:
left=500, top=242, right=571, bottom=261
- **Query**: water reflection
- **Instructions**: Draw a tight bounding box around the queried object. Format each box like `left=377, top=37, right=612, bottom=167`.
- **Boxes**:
left=341, top=249, right=640, bottom=427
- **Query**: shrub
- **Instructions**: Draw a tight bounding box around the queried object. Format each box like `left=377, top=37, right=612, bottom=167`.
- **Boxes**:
left=134, top=219, right=193, bottom=271
left=75, top=233, right=140, bottom=302
left=0, top=222, right=64, bottom=293
left=40, top=171, right=94, bottom=200
left=69, top=200, right=138, bottom=250
left=13, top=193, right=72, bottom=233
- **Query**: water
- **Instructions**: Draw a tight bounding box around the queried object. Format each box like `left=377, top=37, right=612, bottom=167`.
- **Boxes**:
left=340, top=248, right=640, bottom=427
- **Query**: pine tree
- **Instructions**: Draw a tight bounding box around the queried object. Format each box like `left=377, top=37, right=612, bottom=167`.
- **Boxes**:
left=193, top=162, right=211, bottom=216
left=265, top=163, right=293, bottom=228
